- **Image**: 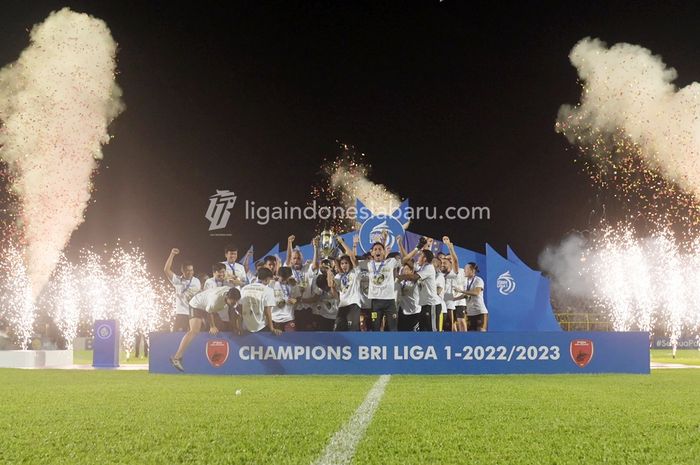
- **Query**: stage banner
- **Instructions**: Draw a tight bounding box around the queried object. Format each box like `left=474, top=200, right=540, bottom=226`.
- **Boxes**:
left=149, top=331, right=649, bottom=375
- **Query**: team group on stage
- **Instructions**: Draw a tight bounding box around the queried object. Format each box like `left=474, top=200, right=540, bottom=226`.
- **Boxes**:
left=166, top=233, right=488, bottom=372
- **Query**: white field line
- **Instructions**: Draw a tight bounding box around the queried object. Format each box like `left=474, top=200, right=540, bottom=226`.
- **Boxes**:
left=313, top=375, right=391, bottom=465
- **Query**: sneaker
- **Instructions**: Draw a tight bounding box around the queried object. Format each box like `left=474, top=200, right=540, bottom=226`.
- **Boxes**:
left=170, top=357, right=184, bottom=372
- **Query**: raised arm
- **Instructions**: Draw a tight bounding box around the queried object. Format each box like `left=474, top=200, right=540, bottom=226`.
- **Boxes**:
left=285, top=235, right=295, bottom=267
left=402, top=236, right=428, bottom=265
left=443, top=236, right=459, bottom=273
left=337, top=236, right=357, bottom=268
left=311, top=235, right=320, bottom=271
left=397, top=235, right=407, bottom=258
left=163, top=248, right=179, bottom=281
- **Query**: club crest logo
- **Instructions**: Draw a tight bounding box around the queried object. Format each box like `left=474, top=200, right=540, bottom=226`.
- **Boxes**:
left=570, top=339, right=594, bottom=368
left=497, top=271, right=516, bottom=295
left=96, top=324, right=112, bottom=340
left=206, top=339, right=230, bottom=368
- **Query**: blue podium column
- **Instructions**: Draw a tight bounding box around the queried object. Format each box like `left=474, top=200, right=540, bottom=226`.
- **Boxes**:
left=93, top=320, right=119, bottom=368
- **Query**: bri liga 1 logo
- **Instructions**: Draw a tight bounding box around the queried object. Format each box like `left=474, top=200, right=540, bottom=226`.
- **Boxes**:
left=496, top=271, right=516, bottom=295
left=206, top=339, right=230, bottom=368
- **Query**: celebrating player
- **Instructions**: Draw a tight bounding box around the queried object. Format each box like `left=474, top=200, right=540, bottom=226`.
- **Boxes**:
left=169, top=286, right=241, bottom=372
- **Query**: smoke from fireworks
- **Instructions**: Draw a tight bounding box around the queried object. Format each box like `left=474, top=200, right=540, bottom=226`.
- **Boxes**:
left=0, top=8, right=124, bottom=297
left=548, top=37, right=700, bottom=345
left=313, top=143, right=404, bottom=231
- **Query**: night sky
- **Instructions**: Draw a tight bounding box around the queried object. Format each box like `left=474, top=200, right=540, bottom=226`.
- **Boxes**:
left=3, top=1, right=700, bottom=275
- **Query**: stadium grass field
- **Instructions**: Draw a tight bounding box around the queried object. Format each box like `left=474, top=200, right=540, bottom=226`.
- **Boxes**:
left=1, top=368, right=699, bottom=464
left=650, top=348, right=700, bottom=366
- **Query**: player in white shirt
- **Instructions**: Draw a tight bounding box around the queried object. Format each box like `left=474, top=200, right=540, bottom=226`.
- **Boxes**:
left=399, top=238, right=443, bottom=331
left=397, top=263, right=421, bottom=331
left=443, top=236, right=467, bottom=331
left=239, top=268, right=282, bottom=335
left=221, top=244, right=248, bottom=288
left=204, top=263, right=234, bottom=331
left=359, top=235, right=402, bottom=331
left=285, top=234, right=319, bottom=331
left=169, top=285, right=241, bottom=372
left=163, top=248, right=201, bottom=332
left=270, top=267, right=298, bottom=331
left=329, top=236, right=362, bottom=331
left=454, top=262, right=489, bottom=331
left=434, top=258, right=446, bottom=331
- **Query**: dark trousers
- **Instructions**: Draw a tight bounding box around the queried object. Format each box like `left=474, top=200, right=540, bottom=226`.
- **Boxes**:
left=420, top=304, right=443, bottom=331
left=295, top=308, right=315, bottom=331
left=371, top=299, right=398, bottom=331
left=468, top=314, right=486, bottom=331
left=335, top=304, right=360, bottom=331
left=398, top=310, right=420, bottom=332
left=315, top=315, right=335, bottom=331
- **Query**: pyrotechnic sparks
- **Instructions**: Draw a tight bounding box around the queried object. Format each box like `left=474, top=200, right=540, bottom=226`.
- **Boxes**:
left=313, top=143, right=404, bottom=232
left=46, top=258, right=80, bottom=350
left=549, top=37, right=700, bottom=347
left=0, top=245, right=35, bottom=349
left=576, top=225, right=700, bottom=347
left=0, top=8, right=124, bottom=298
left=0, top=244, right=170, bottom=354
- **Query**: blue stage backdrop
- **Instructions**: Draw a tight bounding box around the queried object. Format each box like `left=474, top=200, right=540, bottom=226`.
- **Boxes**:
left=150, top=332, right=649, bottom=375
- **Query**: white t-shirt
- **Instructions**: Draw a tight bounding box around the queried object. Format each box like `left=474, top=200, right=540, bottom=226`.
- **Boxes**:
left=271, top=281, right=297, bottom=323
left=204, top=277, right=226, bottom=290
left=335, top=268, right=362, bottom=308
left=416, top=263, right=442, bottom=306
left=452, top=269, right=467, bottom=307
left=436, top=273, right=446, bottom=313
left=188, top=286, right=231, bottom=314
left=240, top=282, right=276, bottom=332
left=441, top=271, right=457, bottom=311
left=465, top=276, right=488, bottom=316
left=398, top=279, right=420, bottom=315
left=363, top=257, right=401, bottom=300
left=221, top=261, right=247, bottom=288
left=170, top=275, right=201, bottom=315
left=204, top=277, right=231, bottom=322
